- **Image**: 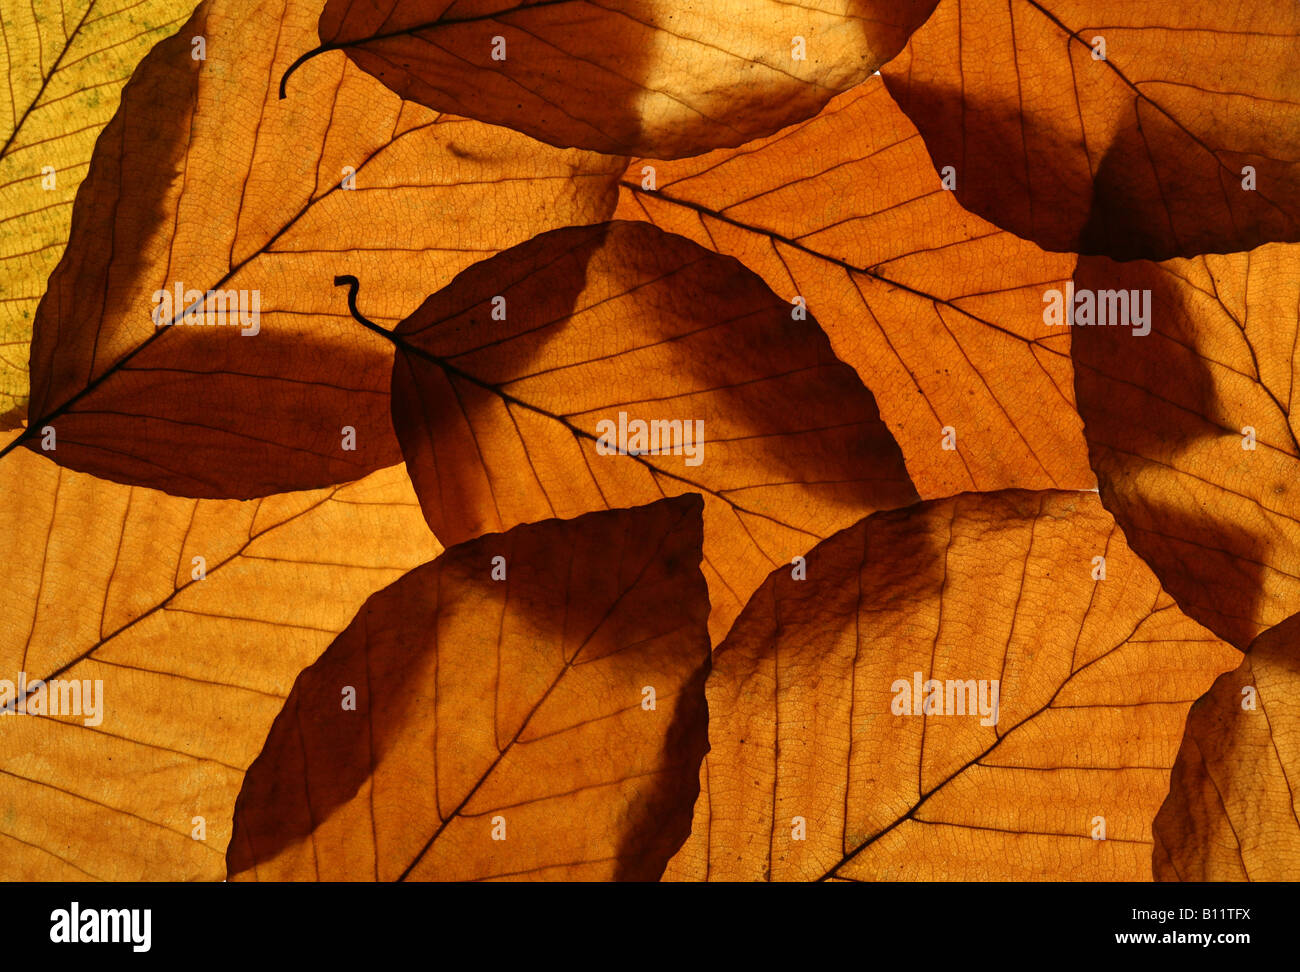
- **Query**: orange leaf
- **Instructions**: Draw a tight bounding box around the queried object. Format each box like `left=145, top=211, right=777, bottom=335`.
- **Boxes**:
left=17, top=0, right=622, bottom=497
left=664, top=490, right=1238, bottom=881
left=228, top=496, right=711, bottom=881
left=0, top=431, right=441, bottom=880
left=1154, top=611, right=1300, bottom=880
left=883, top=0, right=1300, bottom=260
left=297, top=0, right=940, bottom=158
left=1072, top=244, right=1300, bottom=649
left=384, top=220, right=918, bottom=641
left=615, top=79, right=1090, bottom=498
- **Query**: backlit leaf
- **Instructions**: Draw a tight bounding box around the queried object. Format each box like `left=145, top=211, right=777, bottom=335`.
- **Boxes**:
left=298, top=0, right=940, bottom=158
left=228, top=496, right=710, bottom=881
left=1072, top=243, right=1300, bottom=649
left=386, top=219, right=918, bottom=641
left=17, top=0, right=622, bottom=497
left=1154, top=610, right=1300, bottom=881
left=0, top=435, right=441, bottom=880
left=664, top=490, right=1238, bottom=881
left=616, top=79, right=1090, bottom=498
left=0, top=0, right=199, bottom=429
left=884, top=0, right=1300, bottom=260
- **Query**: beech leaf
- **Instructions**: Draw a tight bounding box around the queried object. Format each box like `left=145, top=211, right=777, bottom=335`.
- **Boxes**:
left=1154, top=610, right=1300, bottom=881
left=1072, top=243, right=1300, bottom=650
left=292, top=0, right=941, bottom=158
left=0, top=432, right=441, bottom=880
left=228, top=495, right=711, bottom=881
left=16, top=0, right=622, bottom=498
left=616, top=78, right=1090, bottom=499
left=664, top=490, right=1238, bottom=881
left=383, top=219, right=919, bottom=641
left=0, top=0, right=199, bottom=429
left=883, top=0, right=1300, bottom=260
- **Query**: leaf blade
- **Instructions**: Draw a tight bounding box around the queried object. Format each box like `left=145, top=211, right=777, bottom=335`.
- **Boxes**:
left=615, top=79, right=1091, bottom=498
left=20, top=0, right=623, bottom=497
left=389, top=219, right=919, bottom=641
left=883, top=0, right=1300, bottom=260
left=309, top=0, right=939, bottom=158
left=665, top=489, right=1238, bottom=881
left=0, top=435, right=442, bottom=880
left=227, top=495, right=711, bottom=881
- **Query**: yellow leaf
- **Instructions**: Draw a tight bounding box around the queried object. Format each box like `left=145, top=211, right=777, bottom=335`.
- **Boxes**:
left=0, top=0, right=200, bottom=429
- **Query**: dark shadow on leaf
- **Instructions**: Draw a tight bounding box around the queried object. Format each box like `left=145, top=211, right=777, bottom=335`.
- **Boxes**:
left=312, top=0, right=937, bottom=158
left=228, top=496, right=711, bottom=881
left=1072, top=247, right=1271, bottom=648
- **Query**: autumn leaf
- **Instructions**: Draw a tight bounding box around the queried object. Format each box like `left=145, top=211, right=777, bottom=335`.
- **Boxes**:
left=15, top=0, right=623, bottom=498
left=616, top=78, right=1091, bottom=499
left=288, top=0, right=940, bottom=158
left=0, top=0, right=199, bottom=430
left=883, top=0, right=1300, bottom=260
left=663, top=489, right=1238, bottom=881
left=0, top=432, right=441, bottom=880
left=4, top=0, right=1289, bottom=893
left=382, top=219, right=918, bottom=641
left=1153, top=610, right=1300, bottom=881
left=227, top=495, right=710, bottom=881
left=1071, top=243, right=1300, bottom=650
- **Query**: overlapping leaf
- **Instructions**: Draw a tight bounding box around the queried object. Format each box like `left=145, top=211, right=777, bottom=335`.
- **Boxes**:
left=1072, top=243, right=1300, bottom=650
left=18, top=0, right=623, bottom=498
left=0, top=0, right=199, bottom=429
left=1154, top=611, right=1300, bottom=881
left=1, top=0, right=1287, bottom=889
left=0, top=434, right=441, bottom=880
left=228, top=496, right=710, bottom=881
left=387, top=219, right=918, bottom=640
left=664, top=490, right=1237, bottom=881
left=616, top=78, right=1089, bottom=498
left=883, top=0, right=1300, bottom=260
left=300, top=0, right=940, bottom=158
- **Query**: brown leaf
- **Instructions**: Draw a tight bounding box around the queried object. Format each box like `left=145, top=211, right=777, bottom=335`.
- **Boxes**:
left=385, top=219, right=918, bottom=641
left=0, top=432, right=441, bottom=880
left=1154, top=611, right=1300, bottom=880
left=664, top=489, right=1238, bottom=881
left=883, top=0, right=1300, bottom=260
left=1072, top=244, right=1300, bottom=650
left=615, top=79, right=1090, bottom=499
left=227, top=495, right=710, bottom=881
left=0, top=0, right=199, bottom=430
left=17, top=0, right=622, bottom=498
left=298, top=0, right=940, bottom=158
